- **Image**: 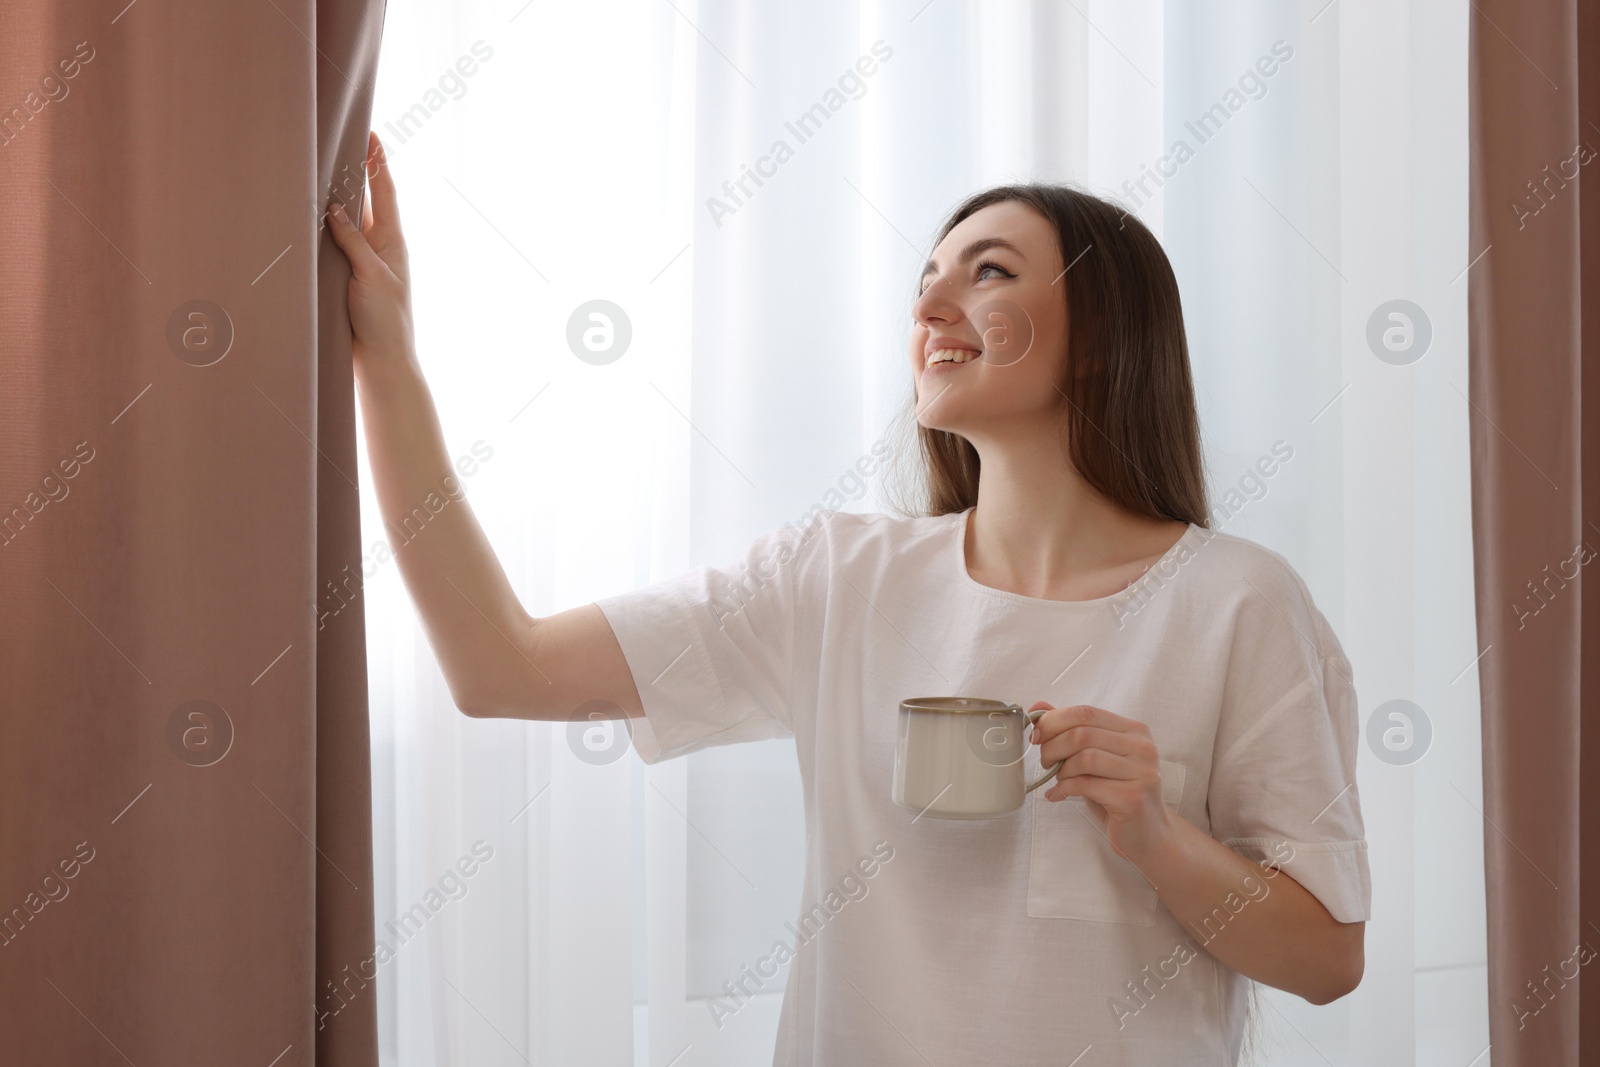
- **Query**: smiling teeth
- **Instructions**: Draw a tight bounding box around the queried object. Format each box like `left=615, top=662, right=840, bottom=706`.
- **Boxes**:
left=927, top=349, right=980, bottom=367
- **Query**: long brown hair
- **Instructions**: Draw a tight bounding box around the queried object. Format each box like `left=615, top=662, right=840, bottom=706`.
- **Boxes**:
left=884, top=183, right=1210, bottom=528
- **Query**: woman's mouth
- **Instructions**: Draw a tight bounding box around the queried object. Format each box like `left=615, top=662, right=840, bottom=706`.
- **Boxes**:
left=923, top=348, right=982, bottom=373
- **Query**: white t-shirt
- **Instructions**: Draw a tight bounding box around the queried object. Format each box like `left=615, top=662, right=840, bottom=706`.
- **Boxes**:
left=595, top=507, right=1371, bottom=1067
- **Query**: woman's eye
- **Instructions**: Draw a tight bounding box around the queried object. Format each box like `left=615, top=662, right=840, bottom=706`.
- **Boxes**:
left=918, top=260, right=1013, bottom=296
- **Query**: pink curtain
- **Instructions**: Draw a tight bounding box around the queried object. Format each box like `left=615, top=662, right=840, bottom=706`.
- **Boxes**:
left=0, top=2, right=385, bottom=1062
left=1469, top=0, right=1600, bottom=1060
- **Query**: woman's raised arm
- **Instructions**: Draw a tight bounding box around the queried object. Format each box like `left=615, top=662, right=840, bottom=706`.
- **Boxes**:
left=326, top=131, right=641, bottom=723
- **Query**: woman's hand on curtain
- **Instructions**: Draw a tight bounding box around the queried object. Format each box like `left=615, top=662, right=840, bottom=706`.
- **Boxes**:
left=328, top=130, right=418, bottom=384
left=324, top=128, right=545, bottom=719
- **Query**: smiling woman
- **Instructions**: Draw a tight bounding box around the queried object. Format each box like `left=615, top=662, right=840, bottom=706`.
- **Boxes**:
left=335, top=3, right=1478, bottom=1063
left=903, top=186, right=1207, bottom=532
left=330, top=121, right=1370, bottom=1061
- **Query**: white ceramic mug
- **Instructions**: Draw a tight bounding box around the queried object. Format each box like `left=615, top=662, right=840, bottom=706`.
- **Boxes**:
left=891, top=697, right=1065, bottom=819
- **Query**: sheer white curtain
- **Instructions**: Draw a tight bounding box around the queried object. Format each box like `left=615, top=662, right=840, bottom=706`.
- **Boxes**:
left=358, top=1, right=1479, bottom=1064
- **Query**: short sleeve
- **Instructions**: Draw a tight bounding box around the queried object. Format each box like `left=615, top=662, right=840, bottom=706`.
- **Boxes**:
left=1206, top=555, right=1372, bottom=924
left=593, top=518, right=822, bottom=764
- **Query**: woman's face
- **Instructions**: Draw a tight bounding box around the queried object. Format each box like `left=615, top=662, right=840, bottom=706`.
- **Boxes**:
left=908, top=200, right=1069, bottom=439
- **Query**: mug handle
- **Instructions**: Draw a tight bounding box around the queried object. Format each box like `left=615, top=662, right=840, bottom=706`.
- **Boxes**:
left=1018, top=706, right=1065, bottom=793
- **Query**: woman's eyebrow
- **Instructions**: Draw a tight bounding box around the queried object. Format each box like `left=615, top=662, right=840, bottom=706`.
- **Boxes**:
left=920, top=236, right=1027, bottom=283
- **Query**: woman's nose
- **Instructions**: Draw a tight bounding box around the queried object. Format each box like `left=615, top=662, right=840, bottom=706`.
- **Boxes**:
left=913, top=277, right=959, bottom=326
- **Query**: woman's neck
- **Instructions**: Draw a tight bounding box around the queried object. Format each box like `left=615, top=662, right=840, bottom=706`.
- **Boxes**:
left=963, top=444, right=1189, bottom=602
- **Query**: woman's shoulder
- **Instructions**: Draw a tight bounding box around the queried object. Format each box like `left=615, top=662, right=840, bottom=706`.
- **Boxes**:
left=1185, top=524, right=1306, bottom=588
left=1181, top=524, right=1346, bottom=662
left=756, top=508, right=960, bottom=587
left=801, top=507, right=963, bottom=556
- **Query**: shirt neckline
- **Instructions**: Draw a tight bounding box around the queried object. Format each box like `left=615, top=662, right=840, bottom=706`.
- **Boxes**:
left=948, top=506, right=1203, bottom=609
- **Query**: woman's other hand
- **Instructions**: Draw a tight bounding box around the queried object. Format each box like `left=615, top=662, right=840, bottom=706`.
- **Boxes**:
left=1029, top=701, right=1177, bottom=864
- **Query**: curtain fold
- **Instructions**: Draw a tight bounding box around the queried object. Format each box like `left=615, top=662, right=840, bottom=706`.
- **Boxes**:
left=1468, top=0, right=1600, bottom=1061
left=0, top=2, right=385, bottom=1063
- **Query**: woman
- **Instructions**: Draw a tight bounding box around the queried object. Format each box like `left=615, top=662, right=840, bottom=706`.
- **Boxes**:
left=328, top=130, right=1370, bottom=1066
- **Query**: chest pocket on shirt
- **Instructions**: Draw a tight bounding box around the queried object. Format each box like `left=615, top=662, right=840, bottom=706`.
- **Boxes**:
left=1026, top=759, right=1187, bottom=924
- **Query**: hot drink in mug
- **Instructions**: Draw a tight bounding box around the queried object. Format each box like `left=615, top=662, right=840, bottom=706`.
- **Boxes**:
left=891, top=697, right=1064, bottom=819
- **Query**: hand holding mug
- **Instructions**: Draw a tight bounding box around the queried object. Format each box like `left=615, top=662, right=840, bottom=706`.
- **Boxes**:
left=1029, top=702, right=1177, bottom=863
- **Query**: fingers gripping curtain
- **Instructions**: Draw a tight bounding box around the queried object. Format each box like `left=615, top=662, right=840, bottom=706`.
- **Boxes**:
left=0, top=1, right=386, bottom=1063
